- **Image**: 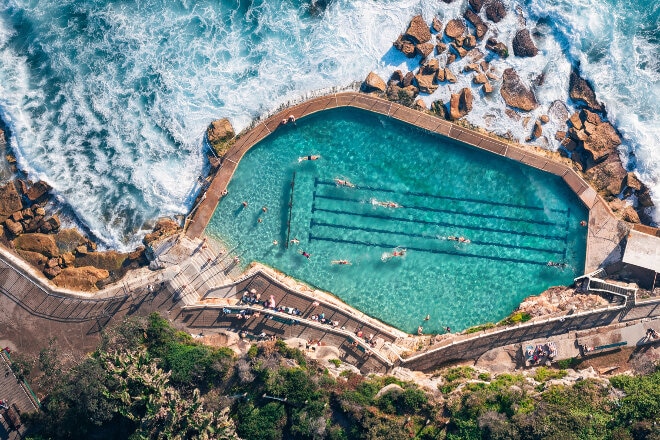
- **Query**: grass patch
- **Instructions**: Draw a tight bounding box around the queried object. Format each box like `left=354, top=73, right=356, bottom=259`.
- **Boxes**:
left=534, top=367, right=568, bottom=383
left=465, top=323, right=496, bottom=334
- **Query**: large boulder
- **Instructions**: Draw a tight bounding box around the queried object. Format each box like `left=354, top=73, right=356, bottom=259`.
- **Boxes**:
left=206, top=118, right=235, bottom=156
left=414, top=73, right=438, bottom=94
left=51, top=266, right=110, bottom=292
left=582, top=121, right=621, bottom=163
left=404, top=15, right=431, bottom=44
left=486, top=37, right=509, bottom=58
left=569, top=67, right=603, bottom=111
left=0, top=182, right=23, bottom=221
left=143, top=217, right=180, bottom=246
left=500, top=68, right=538, bottom=111
left=512, top=29, right=538, bottom=57
left=485, top=0, right=507, bottom=23
left=585, top=156, right=628, bottom=199
left=363, top=72, right=387, bottom=93
left=449, top=88, right=473, bottom=120
left=26, top=181, right=52, bottom=202
left=469, top=0, right=485, bottom=12
left=393, top=35, right=416, bottom=57
left=14, top=233, right=59, bottom=258
left=415, top=42, right=435, bottom=58
left=55, top=228, right=88, bottom=254
left=463, top=10, right=488, bottom=40
left=386, top=84, right=419, bottom=105
left=444, top=19, right=466, bottom=39
left=432, top=17, right=443, bottom=33
left=74, top=250, right=128, bottom=272
left=4, top=218, right=23, bottom=236
left=420, top=58, right=440, bottom=75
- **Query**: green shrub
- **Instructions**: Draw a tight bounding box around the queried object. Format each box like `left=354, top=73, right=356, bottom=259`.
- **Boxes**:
left=478, top=373, right=491, bottom=381
left=445, top=366, right=474, bottom=382
left=557, top=357, right=581, bottom=369
left=465, top=323, right=496, bottom=334
left=534, top=367, right=568, bottom=383
left=329, top=358, right=341, bottom=367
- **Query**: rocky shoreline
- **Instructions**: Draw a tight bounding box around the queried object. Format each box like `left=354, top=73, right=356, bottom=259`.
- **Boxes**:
left=362, top=10, right=655, bottom=226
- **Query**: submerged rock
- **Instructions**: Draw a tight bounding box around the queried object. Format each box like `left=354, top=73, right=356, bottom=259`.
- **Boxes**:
left=512, top=29, right=538, bottom=57
left=500, top=68, right=538, bottom=111
left=206, top=118, right=235, bottom=156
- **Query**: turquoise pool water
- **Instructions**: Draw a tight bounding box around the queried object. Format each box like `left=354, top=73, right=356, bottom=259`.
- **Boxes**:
left=205, top=108, right=588, bottom=334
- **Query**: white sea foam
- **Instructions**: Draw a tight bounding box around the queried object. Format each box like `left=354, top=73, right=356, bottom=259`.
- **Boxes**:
left=0, top=0, right=657, bottom=251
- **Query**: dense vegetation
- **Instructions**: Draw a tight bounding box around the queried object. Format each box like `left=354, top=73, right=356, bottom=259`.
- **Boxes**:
left=15, top=313, right=660, bottom=439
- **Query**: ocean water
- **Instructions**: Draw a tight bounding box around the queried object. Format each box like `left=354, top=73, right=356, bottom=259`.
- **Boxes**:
left=0, top=0, right=656, bottom=249
left=205, top=108, right=588, bottom=333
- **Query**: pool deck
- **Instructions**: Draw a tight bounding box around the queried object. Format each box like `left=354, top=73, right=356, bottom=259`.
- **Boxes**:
left=184, top=91, right=623, bottom=273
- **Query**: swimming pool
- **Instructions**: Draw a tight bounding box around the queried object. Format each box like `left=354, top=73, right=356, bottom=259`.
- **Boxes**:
left=205, top=107, right=588, bottom=333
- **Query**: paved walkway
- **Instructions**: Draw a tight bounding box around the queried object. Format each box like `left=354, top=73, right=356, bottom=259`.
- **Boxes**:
left=0, top=351, right=38, bottom=439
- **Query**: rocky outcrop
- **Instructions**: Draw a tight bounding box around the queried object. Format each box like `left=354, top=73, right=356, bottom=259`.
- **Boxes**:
left=569, top=67, right=603, bottom=111
left=500, top=68, right=538, bottom=111
left=404, top=15, right=431, bottom=44
left=444, top=19, right=466, bottom=39
left=518, top=286, right=609, bottom=317
left=582, top=120, right=621, bottom=164
left=415, top=42, right=435, bottom=58
left=14, top=233, right=59, bottom=258
left=362, top=72, right=387, bottom=93
left=143, top=218, right=181, bottom=246
left=430, top=100, right=448, bottom=119
left=393, top=35, right=416, bottom=57
left=585, top=156, right=628, bottom=199
left=26, top=181, right=51, bottom=202
left=449, top=88, right=473, bottom=120
left=431, top=17, right=443, bottom=33
left=0, top=182, right=22, bottom=221
left=51, top=266, right=110, bottom=291
left=463, top=9, right=488, bottom=40
left=512, top=29, right=538, bottom=57
left=414, top=73, right=438, bottom=94
left=74, top=250, right=128, bottom=272
left=485, top=0, right=506, bottom=23
left=206, top=118, right=235, bottom=156
left=486, top=37, right=508, bottom=58
left=469, top=0, right=485, bottom=12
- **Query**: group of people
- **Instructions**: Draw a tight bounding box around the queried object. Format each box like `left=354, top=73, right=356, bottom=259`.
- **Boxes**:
left=646, top=328, right=659, bottom=339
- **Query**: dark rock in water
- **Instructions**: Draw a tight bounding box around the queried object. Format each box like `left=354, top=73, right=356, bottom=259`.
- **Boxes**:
left=445, top=19, right=466, bottom=39
left=463, top=9, right=488, bottom=40
left=626, top=172, right=643, bottom=191
left=636, top=184, right=654, bottom=207
left=309, top=0, right=332, bottom=15
left=431, top=100, right=448, bottom=119
left=464, top=35, right=477, bottom=49
left=512, top=29, right=538, bottom=57
left=486, top=37, right=509, bottom=58
left=389, top=70, right=404, bottom=86
left=436, top=43, right=447, bottom=54
left=450, top=42, right=468, bottom=58
left=402, top=71, right=415, bottom=88
left=362, top=72, right=387, bottom=93
left=0, top=182, right=23, bottom=221
left=415, top=42, right=435, bottom=58
left=405, top=15, right=431, bottom=44
left=446, top=53, right=456, bottom=64
left=485, top=0, right=507, bottom=23
left=569, top=67, right=603, bottom=111
left=26, top=180, right=52, bottom=202
left=532, top=121, right=543, bottom=139
left=469, top=0, right=485, bottom=12
left=432, top=17, right=443, bottom=33
left=206, top=118, right=235, bottom=156
left=449, top=88, right=473, bottom=120
left=500, top=68, right=538, bottom=111
left=55, top=228, right=88, bottom=254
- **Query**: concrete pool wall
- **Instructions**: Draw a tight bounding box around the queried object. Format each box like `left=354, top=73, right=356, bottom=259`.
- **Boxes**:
left=186, top=91, right=625, bottom=274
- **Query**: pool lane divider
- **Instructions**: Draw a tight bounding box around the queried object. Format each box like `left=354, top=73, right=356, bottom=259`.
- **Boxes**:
left=309, top=219, right=565, bottom=256
left=311, top=206, right=568, bottom=242
left=307, top=234, right=557, bottom=266
left=314, top=179, right=568, bottom=214
left=312, top=193, right=566, bottom=228
left=285, top=171, right=296, bottom=249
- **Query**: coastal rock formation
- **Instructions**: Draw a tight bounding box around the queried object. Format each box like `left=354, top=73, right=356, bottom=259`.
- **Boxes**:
left=393, top=35, right=416, bottom=57
left=26, top=180, right=52, bottom=202
left=415, top=42, right=435, bottom=58
left=432, top=17, right=443, bottom=33
left=421, top=58, right=440, bottom=75
left=500, top=68, right=538, bottom=111
left=469, top=0, right=485, bottom=12
left=569, top=68, right=603, bottom=111
left=0, top=182, right=22, bottom=221
left=486, top=37, right=509, bottom=58
left=206, top=118, right=235, bottom=156
left=362, top=72, right=387, bottom=93
left=485, top=0, right=507, bottom=23
left=463, top=9, right=488, bottom=40
left=444, top=19, right=466, bottom=39
left=75, top=250, right=128, bottom=272
left=431, top=100, right=449, bottom=119
left=449, top=88, right=473, bottom=120
left=517, top=286, right=609, bottom=317
left=414, top=73, right=438, bottom=94
left=585, top=156, right=628, bottom=200
left=14, top=233, right=59, bottom=258
left=404, top=15, right=431, bottom=44
left=512, top=29, right=538, bottom=57
left=143, top=218, right=181, bottom=246
left=52, top=266, right=110, bottom=291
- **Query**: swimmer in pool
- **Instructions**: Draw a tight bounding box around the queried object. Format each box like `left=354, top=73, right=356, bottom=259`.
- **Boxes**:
left=334, top=178, right=355, bottom=188
left=299, top=155, right=320, bottom=162
left=331, top=259, right=351, bottom=265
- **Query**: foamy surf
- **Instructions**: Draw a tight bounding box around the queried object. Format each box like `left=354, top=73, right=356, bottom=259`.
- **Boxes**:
left=0, top=0, right=656, bottom=251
